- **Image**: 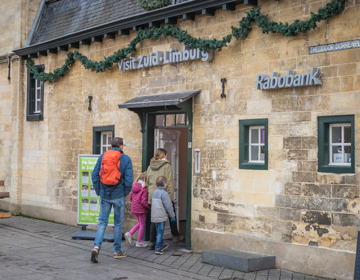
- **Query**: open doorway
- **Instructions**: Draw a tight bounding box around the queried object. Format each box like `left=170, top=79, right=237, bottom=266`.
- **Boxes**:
left=154, top=115, right=188, bottom=247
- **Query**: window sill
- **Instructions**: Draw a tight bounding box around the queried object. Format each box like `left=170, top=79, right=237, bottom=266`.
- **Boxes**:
left=239, top=162, right=268, bottom=170
left=27, top=114, right=43, bottom=121
left=318, top=165, right=354, bottom=174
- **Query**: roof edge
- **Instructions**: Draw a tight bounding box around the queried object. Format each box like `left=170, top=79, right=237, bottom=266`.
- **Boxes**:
left=118, top=90, right=201, bottom=109
left=13, top=0, right=243, bottom=56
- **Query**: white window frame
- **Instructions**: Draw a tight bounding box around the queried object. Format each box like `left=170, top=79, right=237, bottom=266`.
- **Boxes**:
left=100, top=131, right=112, bottom=153
left=249, top=126, right=265, bottom=163
left=34, top=79, right=42, bottom=114
left=329, top=123, right=351, bottom=166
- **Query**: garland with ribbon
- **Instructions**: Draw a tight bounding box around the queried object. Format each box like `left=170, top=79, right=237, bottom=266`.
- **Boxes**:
left=139, top=0, right=172, bottom=11
left=26, top=0, right=345, bottom=83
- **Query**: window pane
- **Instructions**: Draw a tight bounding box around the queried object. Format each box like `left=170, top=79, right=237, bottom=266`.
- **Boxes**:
left=331, top=126, right=342, bottom=143
left=260, top=146, right=265, bottom=161
left=344, top=126, right=351, bottom=143
left=36, top=101, right=41, bottom=112
left=251, top=146, right=259, bottom=161
left=345, top=146, right=351, bottom=163
left=176, top=114, right=186, bottom=126
left=102, top=134, right=107, bottom=147
left=251, top=129, right=259, bottom=144
left=261, top=129, right=265, bottom=144
left=156, top=115, right=165, bottom=126
left=36, top=89, right=41, bottom=99
left=332, top=146, right=343, bottom=163
left=166, top=114, right=175, bottom=126
left=107, top=134, right=112, bottom=145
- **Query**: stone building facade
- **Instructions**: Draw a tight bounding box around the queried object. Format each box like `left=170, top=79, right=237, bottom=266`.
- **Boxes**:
left=1, top=0, right=360, bottom=279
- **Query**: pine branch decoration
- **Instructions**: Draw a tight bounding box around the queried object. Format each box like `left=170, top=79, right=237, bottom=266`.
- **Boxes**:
left=26, top=0, right=345, bottom=83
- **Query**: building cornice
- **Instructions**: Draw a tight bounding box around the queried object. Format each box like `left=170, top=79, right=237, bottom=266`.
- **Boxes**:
left=13, top=0, right=248, bottom=58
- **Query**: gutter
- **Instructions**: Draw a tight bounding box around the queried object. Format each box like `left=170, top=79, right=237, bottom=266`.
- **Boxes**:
left=14, top=0, right=246, bottom=57
left=26, top=0, right=46, bottom=47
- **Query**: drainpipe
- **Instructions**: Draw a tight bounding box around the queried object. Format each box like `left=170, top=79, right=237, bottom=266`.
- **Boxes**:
left=25, top=0, right=46, bottom=47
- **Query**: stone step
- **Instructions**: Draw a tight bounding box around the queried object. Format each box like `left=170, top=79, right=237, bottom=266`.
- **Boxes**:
left=202, top=248, right=275, bottom=272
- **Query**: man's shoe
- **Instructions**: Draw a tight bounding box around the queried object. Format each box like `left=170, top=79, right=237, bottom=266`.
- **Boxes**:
left=172, top=235, right=184, bottom=244
left=113, top=251, right=127, bottom=259
left=155, top=243, right=169, bottom=255
left=91, top=248, right=99, bottom=263
left=124, top=232, right=132, bottom=244
left=148, top=242, right=155, bottom=250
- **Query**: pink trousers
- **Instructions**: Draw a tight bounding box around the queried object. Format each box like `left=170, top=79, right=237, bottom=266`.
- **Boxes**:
left=129, top=213, right=146, bottom=243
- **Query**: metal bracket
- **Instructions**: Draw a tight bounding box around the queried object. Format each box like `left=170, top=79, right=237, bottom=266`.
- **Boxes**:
left=7, top=56, right=11, bottom=80
left=220, top=78, right=227, bottom=98
left=88, top=96, right=93, bottom=111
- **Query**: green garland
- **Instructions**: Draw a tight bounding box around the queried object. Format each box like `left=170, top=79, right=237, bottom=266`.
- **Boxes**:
left=139, top=0, right=172, bottom=11
left=26, top=0, right=345, bottom=83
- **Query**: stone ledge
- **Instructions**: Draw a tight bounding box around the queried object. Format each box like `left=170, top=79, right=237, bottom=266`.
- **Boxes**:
left=202, top=248, right=275, bottom=272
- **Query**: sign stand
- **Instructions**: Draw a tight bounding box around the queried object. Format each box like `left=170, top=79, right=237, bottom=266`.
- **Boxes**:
left=72, top=155, right=120, bottom=242
left=71, top=225, right=115, bottom=242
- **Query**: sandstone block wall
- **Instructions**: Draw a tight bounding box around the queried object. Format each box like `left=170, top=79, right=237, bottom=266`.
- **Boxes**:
left=0, top=0, right=41, bottom=212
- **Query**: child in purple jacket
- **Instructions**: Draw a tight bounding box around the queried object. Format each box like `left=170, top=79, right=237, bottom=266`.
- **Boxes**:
left=124, top=173, right=150, bottom=247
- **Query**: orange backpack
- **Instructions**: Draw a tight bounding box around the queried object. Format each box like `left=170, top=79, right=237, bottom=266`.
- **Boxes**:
left=99, top=150, right=122, bottom=193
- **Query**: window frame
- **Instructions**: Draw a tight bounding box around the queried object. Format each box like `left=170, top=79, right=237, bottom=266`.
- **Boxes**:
left=34, top=79, right=43, bottom=114
left=318, top=115, right=355, bottom=173
left=27, top=65, right=44, bottom=121
left=329, top=123, right=351, bottom=166
left=100, top=131, right=113, bottom=154
left=93, top=126, right=115, bottom=154
left=249, top=125, right=266, bottom=164
left=239, top=119, right=268, bottom=170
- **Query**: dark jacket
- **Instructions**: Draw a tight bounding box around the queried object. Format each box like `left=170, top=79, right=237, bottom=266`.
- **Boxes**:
left=146, top=159, right=174, bottom=204
left=129, top=182, right=150, bottom=214
left=92, top=148, right=133, bottom=200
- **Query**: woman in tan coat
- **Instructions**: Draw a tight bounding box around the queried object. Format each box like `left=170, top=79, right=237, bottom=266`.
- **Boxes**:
left=146, top=148, right=183, bottom=249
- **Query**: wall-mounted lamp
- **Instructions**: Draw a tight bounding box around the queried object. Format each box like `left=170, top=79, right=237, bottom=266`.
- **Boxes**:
left=88, top=96, right=93, bottom=111
left=220, top=78, right=227, bottom=98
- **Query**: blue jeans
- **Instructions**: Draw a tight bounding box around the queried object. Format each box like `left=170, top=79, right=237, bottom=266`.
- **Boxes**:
left=155, top=222, right=166, bottom=250
left=93, top=196, right=125, bottom=253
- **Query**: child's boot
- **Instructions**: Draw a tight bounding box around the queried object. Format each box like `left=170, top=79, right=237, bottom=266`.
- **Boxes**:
left=148, top=242, right=155, bottom=250
left=136, top=242, right=148, bottom=248
left=124, top=232, right=132, bottom=244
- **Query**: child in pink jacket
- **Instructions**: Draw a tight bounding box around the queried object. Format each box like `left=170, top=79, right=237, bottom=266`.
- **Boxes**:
left=124, top=173, right=150, bottom=247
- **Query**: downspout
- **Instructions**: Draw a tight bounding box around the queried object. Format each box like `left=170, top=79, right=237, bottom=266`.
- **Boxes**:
left=25, top=0, right=46, bottom=47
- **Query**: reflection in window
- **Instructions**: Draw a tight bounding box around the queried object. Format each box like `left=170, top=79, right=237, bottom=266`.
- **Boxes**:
left=101, top=131, right=112, bottom=153
left=249, top=126, right=265, bottom=163
left=330, top=123, right=351, bottom=165
left=155, top=114, right=187, bottom=127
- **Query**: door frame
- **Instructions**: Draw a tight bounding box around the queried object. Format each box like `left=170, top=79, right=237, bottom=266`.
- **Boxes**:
left=129, top=98, right=193, bottom=250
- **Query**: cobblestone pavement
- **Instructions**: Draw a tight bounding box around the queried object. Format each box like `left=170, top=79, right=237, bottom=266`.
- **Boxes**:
left=0, top=216, right=331, bottom=280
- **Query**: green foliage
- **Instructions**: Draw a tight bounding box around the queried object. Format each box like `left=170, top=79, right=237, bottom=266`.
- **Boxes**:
left=139, top=0, right=172, bottom=11
left=26, top=0, right=345, bottom=83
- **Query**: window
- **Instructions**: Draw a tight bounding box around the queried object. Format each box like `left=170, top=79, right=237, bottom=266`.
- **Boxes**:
left=239, top=119, right=268, bottom=170
left=318, top=115, right=354, bottom=173
left=27, top=65, right=44, bottom=121
left=249, top=126, right=265, bottom=163
left=100, top=131, right=113, bottom=153
left=155, top=113, right=188, bottom=127
left=93, top=126, right=115, bottom=154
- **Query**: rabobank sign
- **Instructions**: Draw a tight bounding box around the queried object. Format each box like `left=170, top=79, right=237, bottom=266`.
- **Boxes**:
left=256, top=67, right=323, bottom=90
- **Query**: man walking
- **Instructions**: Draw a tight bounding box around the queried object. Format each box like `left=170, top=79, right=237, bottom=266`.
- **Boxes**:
left=91, top=137, right=133, bottom=263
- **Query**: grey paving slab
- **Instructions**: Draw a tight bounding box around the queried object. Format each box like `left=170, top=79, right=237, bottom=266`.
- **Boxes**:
left=0, top=216, right=326, bottom=280
left=219, top=268, right=235, bottom=279
left=4, top=273, right=57, bottom=280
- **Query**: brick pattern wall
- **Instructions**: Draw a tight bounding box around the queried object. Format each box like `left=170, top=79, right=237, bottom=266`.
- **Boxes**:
left=4, top=0, right=360, bottom=255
